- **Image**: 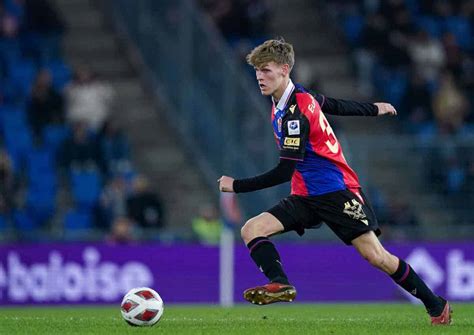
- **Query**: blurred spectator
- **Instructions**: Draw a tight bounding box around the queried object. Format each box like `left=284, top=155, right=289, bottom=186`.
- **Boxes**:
left=126, top=176, right=164, bottom=229
left=58, top=121, right=106, bottom=172
left=23, top=0, right=64, bottom=34
left=200, top=0, right=270, bottom=43
left=192, top=203, right=222, bottom=245
left=0, top=149, right=15, bottom=216
left=432, top=71, right=469, bottom=133
left=441, top=32, right=462, bottom=79
left=23, top=0, right=65, bottom=61
left=97, top=175, right=128, bottom=228
left=353, top=13, right=388, bottom=96
left=0, top=12, right=21, bottom=71
left=106, top=216, right=135, bottom=244
left=383, top=195, right=420, bottom=241
left=27, top=69, right=64, bottom=140
left=98, top=118, right=131, bottom=176
left=65, top=66, right=115, bottom=131
left=400, top=73, right=433, bottom=132
left=408, top=29, right=445, bottom=84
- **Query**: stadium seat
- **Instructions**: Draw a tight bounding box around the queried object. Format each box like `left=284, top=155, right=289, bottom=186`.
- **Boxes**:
left=63, top=208, right=93, bottom=230
left=0, top=38, right=21, bottom=67
left=42, top=124, right=70, bottom=154
left=343, top=15, right=364, bottom=46
left=444, top=16, right=472, bottom=50
left=70, top=169, right=102, bottom=208
left=417, top=16, right=442, bottom=38
left=7, top=58, right=37, bottom=97
left=13, top=210, right=38, bottom=231
left=25, top=185, right=56, bottom=224
left=0, top=215, right=7, bottom=231
left=1, top=105, right=32, bottom=172
left=45, top=59, right=72, bottom=90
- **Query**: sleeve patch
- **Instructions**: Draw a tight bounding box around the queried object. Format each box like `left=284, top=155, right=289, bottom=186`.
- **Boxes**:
left=287, top=120, right=300, bottom=135
left=283, top=137, right=300, bottom=147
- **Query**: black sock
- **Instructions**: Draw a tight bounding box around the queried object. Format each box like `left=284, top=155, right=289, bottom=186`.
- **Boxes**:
left=247, top=237, right=290, bottom=285
left=390, top=259, right=442, bottom=315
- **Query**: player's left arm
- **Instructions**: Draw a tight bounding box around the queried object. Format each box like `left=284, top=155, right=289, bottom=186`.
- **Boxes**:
left=313, top=92, right=397, bottom=116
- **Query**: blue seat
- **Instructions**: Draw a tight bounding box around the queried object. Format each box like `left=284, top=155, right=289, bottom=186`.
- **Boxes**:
left=25, top=185, right=56, bottom=224
left=0, top=105, right=28, bottom=129
left=0, top=215, right=7, bottom=231
left=64, top=208, right=93, bottom=230
left=43, top=124, right=70, bottom=153
left=26, top=147, right=56, bottom=175
left=1, top=107, right=32, bottom=172
left=343, top=15, right=364, bottom=46
left=445, top=16, right=472, bottom=50
left=7, top=58, right=37, bottom=97
left=0, top=38, right=21, bottom=66
left=13, top=210, right=38, bottom=231
left=70, top=169, right=102, bottom=208
left=417, top=16, right=442, bottom=38
left=45, top=60, right=72, bottom=90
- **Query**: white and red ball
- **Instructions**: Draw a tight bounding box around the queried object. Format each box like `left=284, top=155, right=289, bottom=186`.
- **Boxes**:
left=121, top=287, right=164, bottom=326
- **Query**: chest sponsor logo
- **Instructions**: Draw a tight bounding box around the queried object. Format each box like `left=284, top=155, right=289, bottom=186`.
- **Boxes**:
left=288, top=120, right=300, bottom=135
left=283, top=137, right=300, bottom=146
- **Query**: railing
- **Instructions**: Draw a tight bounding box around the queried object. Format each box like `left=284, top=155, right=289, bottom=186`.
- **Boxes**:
left=107, top=0, right=284, bottom=215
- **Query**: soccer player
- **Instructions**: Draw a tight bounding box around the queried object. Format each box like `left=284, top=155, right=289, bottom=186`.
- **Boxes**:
left=217, top=39, right=452, bottom=325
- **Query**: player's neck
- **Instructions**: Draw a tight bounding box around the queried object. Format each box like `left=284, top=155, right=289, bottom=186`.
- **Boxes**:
left=272, top=77, right=290, bottom=103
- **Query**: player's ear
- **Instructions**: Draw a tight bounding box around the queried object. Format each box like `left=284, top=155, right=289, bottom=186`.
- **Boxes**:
left=281, top=64, right=290, bottom=76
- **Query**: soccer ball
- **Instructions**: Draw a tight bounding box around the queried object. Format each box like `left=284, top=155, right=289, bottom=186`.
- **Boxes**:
left=120, top=287, right=164, bottom=326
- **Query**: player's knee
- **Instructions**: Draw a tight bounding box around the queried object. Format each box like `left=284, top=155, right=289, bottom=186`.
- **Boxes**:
left=241, top=218, right=258, bottom=242
left=240, top=217, right=266, bottom=243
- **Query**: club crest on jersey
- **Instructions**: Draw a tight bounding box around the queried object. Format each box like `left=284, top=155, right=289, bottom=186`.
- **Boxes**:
left=288, top=120, right=300, bottom=135
left=343, top=199, right=368, bottom=225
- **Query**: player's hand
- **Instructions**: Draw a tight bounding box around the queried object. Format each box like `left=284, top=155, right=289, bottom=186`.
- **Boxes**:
left=374, top=102, right=397, bottom=116
left=217, top=175, right=235, bottom=193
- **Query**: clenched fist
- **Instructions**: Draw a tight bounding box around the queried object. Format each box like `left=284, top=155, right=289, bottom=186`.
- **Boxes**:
left=217, top=175, right=235, bottom=192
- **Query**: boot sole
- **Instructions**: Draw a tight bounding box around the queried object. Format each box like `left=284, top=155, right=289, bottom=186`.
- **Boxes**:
left=243, top=287, right=297, bottom=305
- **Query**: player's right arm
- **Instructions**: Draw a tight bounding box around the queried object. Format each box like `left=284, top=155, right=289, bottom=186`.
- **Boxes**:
left=218, top=108, right=310, bottom=194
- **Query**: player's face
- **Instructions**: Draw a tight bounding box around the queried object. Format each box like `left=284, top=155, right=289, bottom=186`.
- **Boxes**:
left=255, top=62, right=287, bottom=96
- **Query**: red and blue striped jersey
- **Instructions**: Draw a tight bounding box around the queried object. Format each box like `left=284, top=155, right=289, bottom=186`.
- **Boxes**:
left=271, top=81, right=360, bottom=196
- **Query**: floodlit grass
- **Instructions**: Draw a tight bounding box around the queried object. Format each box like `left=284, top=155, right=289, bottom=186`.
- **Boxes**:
left=1, top=303, right=472, bottom=334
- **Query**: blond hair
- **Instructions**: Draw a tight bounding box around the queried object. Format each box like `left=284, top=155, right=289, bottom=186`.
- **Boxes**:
left=246, top=38, right=295, bottom=70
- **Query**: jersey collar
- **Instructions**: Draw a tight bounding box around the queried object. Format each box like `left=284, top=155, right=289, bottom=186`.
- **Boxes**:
left=273, top=79, right=295, bottom=113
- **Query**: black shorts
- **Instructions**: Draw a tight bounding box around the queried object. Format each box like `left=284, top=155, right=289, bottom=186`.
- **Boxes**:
left=267, top=188, right=381, bottom=245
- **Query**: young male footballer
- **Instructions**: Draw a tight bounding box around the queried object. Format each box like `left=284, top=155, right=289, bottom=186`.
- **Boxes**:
left=218, top=39, right=451, bottom=325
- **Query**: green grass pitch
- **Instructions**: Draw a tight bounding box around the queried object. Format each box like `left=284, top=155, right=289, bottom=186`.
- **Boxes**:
left=1, top=303, right=473, bottom=334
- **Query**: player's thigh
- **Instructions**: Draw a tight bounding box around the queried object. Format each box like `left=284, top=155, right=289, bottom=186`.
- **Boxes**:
left=266, top=196, right=318, bottom=236
left=240, top=212, right=285, bottom=243
left=312, top=189, right=381, bottom=245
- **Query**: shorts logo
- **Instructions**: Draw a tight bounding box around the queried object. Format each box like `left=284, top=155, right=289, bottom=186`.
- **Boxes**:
left=343, top=199, right=368, bottom=225
left=288, top=120, right=300, bottom=135
left=283, top=137, right=300, bottom=146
